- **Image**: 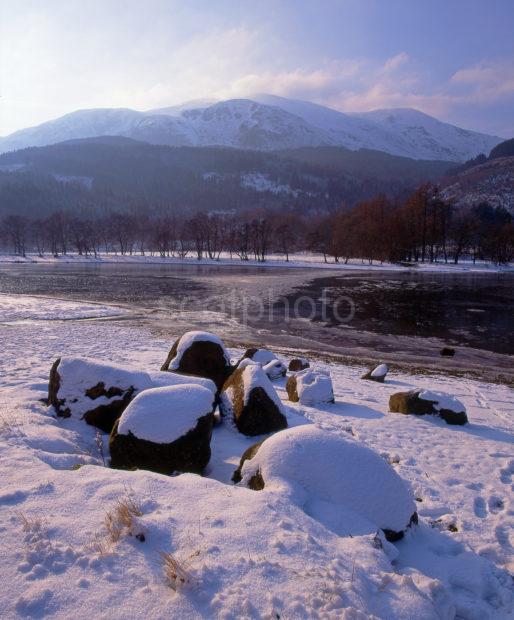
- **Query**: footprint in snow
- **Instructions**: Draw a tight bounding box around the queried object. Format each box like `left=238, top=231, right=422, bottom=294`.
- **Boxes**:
left=499, top=459, right=514, bottom=485
left=494, top=525, right=513, bottom=550
left=473, top=496, right=488, bottom=519
left=487, top=495, right=505, bottom=514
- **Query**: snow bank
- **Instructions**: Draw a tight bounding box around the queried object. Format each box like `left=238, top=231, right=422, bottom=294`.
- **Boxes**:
left=117, top=385, right=215, bottom=443
left=240, top=426, right=417, bottom=537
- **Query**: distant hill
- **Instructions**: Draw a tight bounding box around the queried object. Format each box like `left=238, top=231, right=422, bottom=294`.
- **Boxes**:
left=440, top=138, right=514, bottom=214
left=0, top=95, right=502, bottom=162
left=0, top=138, right=454, bottom=219
left=489, top=138, right=514, bottom=160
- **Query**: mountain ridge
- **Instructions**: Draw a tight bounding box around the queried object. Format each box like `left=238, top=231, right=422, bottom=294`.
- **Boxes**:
left=0, top=95, right=502, bottom=162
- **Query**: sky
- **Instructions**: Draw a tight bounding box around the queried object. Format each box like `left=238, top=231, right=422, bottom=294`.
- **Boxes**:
left=1, top=0, right=513, bottom=137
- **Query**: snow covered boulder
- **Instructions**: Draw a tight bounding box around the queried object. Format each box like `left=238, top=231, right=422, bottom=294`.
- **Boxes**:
left=239, top=348, right=278, bottom=366
left=286, top=369, right=334, bottom=405
left=161, top=331, right=233, bottom=391
left=263, top=359, right=287, bottom=380
left=109, top=384, right=215, bottom=475
left=389, top=389, right=468, bottom=425
left=288, top=357, right=310, bottom=372
left=48, top=357, right=216, bottom=433
left=220, top=362, right=287, bottom=436
left=235, top=426, right=418, bottom=542
left=361, top=363, right=388, bottom=383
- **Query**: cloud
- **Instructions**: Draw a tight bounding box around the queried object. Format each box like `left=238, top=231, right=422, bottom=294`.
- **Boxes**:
left=450, top=60, right=514, bottom=102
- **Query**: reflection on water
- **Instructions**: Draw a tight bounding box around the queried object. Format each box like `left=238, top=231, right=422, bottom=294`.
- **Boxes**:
left=0, top=263, right=513, bottom=356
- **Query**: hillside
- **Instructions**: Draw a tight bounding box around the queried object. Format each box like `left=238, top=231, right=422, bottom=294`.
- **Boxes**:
left=440, top=138, right=514, bottom=214
left=0, top=96, right=502, bottom=162
left=0, top=139, right=454, bottom=219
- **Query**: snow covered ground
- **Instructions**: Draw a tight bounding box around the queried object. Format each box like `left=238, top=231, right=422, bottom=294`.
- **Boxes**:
left=0, top=252, right=512, bottom=273
left=0, top=294, right=124, bottom=323
left=0, top=296, right=513, bottom=618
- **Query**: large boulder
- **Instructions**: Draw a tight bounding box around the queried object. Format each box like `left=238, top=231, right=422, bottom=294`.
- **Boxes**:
left=109, top=384, right=215, bottom=475
left=48, top=357, right=215, bottom=433
left=234, top=426, right=418, bottom=542
left=389, top=389, right=468, bottom=425
left=361, top=363, right=388, bottom=383
left=288, top=357, right=310, bottom=372
left=220, top=362, right=287, bottom=436
left=161, top=331, right=232, bottom=391
left=286, top=369, right=334, bottom=405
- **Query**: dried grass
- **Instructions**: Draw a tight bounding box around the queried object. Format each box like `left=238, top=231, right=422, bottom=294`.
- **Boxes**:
left=159, top=550, right=191, bottom=591
left=104, top=495, right=143, bottom=543
left=17, top=511, right=47, bottom=534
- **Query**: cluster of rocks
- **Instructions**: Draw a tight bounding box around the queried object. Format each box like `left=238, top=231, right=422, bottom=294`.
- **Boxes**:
left=48, top=332, right=335, bottom=476
left=47, top=333, right=466, bottom=541
left=360, top=361, right=468, bottom=425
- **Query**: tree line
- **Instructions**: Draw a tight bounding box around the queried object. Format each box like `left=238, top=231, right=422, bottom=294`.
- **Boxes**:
left=1, top=183, right=513, bottom=265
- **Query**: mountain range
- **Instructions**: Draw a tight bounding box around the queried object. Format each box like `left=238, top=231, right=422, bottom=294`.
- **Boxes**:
left=0, top=94, right=502, bottom=162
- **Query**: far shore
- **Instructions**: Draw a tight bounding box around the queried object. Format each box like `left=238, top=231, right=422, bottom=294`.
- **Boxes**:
left=1, top=252, right=513, bottom=273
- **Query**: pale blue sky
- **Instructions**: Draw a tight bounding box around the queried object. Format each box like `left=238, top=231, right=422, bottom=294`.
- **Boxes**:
left=1, top=0, right=513, bottom=136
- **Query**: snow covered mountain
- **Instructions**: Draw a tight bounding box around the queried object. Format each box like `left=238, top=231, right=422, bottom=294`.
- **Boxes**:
left=0, top=96, right=503, bottom=161
left=357, top=108, right=500, bottom=163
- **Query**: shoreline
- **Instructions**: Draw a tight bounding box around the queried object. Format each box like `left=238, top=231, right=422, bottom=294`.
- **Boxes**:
left=1, top=252, right=513, bottom=273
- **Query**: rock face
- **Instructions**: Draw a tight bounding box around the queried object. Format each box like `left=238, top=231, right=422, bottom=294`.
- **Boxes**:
left=220, top=362, right=287, bottom=436
left=161, top=331, right=232, bottom=391
left=389, top=389, right=468, bottom=425
left=288, top=358, right=310, bottom=372
left=235, top=426, right=418, bottom=542
left=48, top=357, right=216, bottom=433
left=263, top=359, right=287, bottom=380
left=361, top=363, right=388, bottom=383
left=286, top=369, right=334, bottom=405
left=109, top=384, right=215, bottom=475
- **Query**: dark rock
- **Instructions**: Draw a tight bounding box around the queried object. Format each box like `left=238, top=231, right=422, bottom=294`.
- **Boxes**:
left=440, top=347, right=455, bottom=357
left=48, top=357, right=139, bottom=433
left=389, top=389, right=468, bottom=425
left=161, top=332, right=232, bottom=391
left=288, top=358, right=310, bottom=372
left=220, top=364, right=287, bottom=436
left=109, top=413, right=214, bottom=475
left=231, top=440, right=265, bottom=483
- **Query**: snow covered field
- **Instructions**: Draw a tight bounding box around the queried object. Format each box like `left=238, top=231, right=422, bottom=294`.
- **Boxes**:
left=0, top=252, right=512, bottom=273
left=0, top=296, right=513, bottom=619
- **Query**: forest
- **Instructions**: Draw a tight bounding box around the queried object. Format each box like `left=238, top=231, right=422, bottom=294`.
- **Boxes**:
left=1, top=183, right=512, bottom=265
